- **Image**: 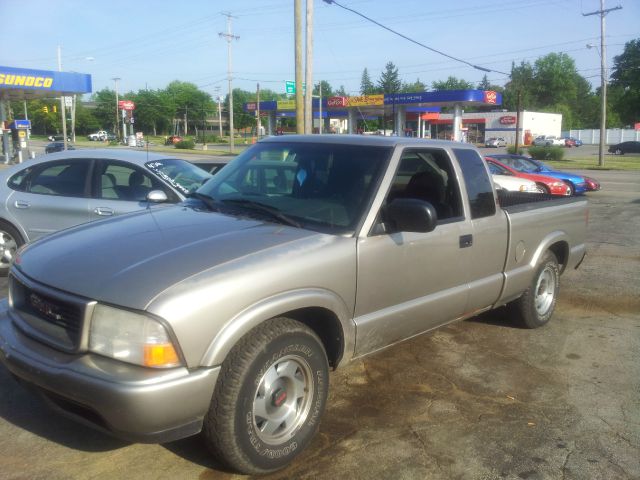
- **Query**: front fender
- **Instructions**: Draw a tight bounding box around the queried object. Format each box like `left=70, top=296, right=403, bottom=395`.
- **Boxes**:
left=200, top=288, right=355, bottom=368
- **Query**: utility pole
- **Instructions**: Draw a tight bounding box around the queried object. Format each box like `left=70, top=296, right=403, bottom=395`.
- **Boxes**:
left=57, top=46, right=68, bottom=150
left=515, top=90, right=522, bottom=153
left=112, top=77, right=120, bottom=141
left=318, top=81, right=322, bottom=134
left=220, top=13, right=239, bottom=153
left=583, top=0, right=622, bottom=167
left=256, top=82, right=261, bottom=138
left=304, top=0, right=314, bottom=134
left=294, top=0, right=304, bottom=134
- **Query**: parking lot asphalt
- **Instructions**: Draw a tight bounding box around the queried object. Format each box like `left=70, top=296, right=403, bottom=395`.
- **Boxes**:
left=0, top=170, right=638, bottom=480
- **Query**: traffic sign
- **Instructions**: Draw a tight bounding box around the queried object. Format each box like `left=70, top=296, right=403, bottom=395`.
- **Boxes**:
left=285, top=81, right=305, bottom=94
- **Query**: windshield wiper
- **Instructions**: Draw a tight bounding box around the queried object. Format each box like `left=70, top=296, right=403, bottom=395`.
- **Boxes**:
left=221, top=199, right=302, bottom=228
left=190, top=192, right=221, bottom=212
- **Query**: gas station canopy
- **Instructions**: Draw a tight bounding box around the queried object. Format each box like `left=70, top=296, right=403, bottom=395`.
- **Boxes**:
left=0, top=65, right=92, bottom=100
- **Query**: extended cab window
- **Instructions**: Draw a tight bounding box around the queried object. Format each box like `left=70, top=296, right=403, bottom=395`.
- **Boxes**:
left=385, top=148, right=463, bottom=222
left=454, top=148, right=496, bottom=219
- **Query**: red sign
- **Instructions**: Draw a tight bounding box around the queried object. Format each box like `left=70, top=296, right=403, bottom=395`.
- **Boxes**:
left=499, top=115, right=517, bottom=125
left=327, top=96, right=347, bottom=107
left=484, top=90, right=497, bottom=104
left=635, top=122, right=640, bottom=131
left=118, top=100, right=136, bottom=111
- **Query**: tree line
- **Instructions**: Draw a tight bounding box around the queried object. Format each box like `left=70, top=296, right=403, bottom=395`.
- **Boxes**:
left=9, top=38, right=639, bottom=135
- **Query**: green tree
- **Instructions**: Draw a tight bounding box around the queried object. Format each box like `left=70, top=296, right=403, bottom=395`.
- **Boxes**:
left=377, top=62, right=401, bottom=94
left=91, top=88, right=118, bottom=133
left=164, top=81, right=215, bottom=135
left=313, top=80, right=334, bottom=97
left=609, top=38, right=640, bottom=126
left=503, top=61, right=536, bottom=111
left=360, top=68, right=376, bottom=95
left=335, top=85, right=348, bottom=96
left=401, top=78, right=426, bottom=93
left=74, top=100, right=100, bottom=134
left=432, top=76, right=474, bottom=91
left=532, top=53, right=579, bottom=107
left=131, top=89, right=173, bottom=135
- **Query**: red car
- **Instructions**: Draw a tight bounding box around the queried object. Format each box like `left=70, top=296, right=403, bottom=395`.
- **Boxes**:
left=485, top=157, right=572, bottom=196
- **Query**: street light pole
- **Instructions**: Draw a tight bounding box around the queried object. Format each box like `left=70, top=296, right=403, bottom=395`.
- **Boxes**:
left=219, top=13, right=239, bottom=154
left=112, top=77, right=120, bottom=141
left=57, top=46, right=68, bottom=151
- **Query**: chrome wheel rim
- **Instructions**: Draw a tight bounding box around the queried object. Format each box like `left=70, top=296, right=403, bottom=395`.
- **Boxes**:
left=534, top=266, right=556, bottom=316
left=252, top=354, right=314, bottom=445
left=0, top=230, right=18, bottom=268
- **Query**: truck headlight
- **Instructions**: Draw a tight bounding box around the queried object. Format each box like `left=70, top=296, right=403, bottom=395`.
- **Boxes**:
left=89, top=304, right=182, bottom=368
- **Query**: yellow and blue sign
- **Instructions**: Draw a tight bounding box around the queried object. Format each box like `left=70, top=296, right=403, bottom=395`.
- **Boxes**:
left=0, top=66, right=92, bottom=96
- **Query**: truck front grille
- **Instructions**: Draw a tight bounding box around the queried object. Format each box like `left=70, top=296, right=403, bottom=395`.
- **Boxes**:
left=9, top=273, right=89, bottom=352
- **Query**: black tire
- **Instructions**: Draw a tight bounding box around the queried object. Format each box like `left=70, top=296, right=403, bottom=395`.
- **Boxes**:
left=0, top=221, right=25, bottom=276
left=203, top=317, right=329, bottom=475
left=565, top=182, right=575, bottom=196
left=511, top=251, right=560, bottom=328
left=537, top=183, right=550, bottom=194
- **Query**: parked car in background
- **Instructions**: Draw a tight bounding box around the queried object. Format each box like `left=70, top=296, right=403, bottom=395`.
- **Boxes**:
left=608, top=141, right=640, bottom=155
left=564, top=137, right=582, bottom=147
left=532, top=135, right=565, bottom=147
left=486, top=157, right=571, bottom=195
left=584, top=176, right=601, bottom=191
left=47, top=134, right=70, bottom=142
left=165, top=135, right=183, bottom=145
left=0, top=149, right=212, bottom=274
left=488, top=154, right=588, bottom=195
left=44, top=142, right=75, bottom=154
left=485, top=137, right=506, bottom=148
left=487, top=164, right=541, bottom=193
left=87, top=130, right=108, bottom=141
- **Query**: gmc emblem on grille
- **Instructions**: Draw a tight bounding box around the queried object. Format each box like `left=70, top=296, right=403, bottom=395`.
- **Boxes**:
left=29, top=293, right=63, bottom=322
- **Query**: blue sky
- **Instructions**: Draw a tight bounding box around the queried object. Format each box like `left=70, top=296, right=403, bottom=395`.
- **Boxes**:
left=0, top=0, right=637, bottom=99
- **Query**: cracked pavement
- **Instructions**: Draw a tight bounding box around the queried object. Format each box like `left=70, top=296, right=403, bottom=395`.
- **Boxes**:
left=0, top=170, right=638, bottom=480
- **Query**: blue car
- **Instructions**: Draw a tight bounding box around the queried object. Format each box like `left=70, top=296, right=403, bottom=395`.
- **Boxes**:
left=489, top=154, right=587, bottom=195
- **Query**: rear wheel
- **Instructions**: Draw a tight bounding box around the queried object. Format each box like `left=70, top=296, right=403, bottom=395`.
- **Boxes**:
left=615, top=148, right=623, bottom=155
left=0, top=222, right=24, bottom=276
left=536, top=183, right=550, bottom=194
left=511, top=251, right=560, bottom=328
left=202, top=317, right=329, bottom=475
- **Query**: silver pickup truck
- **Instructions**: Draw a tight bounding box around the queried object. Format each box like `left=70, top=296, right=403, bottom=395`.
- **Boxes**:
left=0, top=136, right=587, bottom=474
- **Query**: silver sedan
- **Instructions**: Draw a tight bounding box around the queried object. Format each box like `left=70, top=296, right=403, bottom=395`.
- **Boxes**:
left=0, top=149, right=212, bottom=274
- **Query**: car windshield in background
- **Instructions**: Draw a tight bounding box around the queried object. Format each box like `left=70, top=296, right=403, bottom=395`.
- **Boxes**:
left=497, top=156, right=540, bottom=173
left=197, top=142, right=392, bottom=234
left=145, top=159, right=212, bottom=195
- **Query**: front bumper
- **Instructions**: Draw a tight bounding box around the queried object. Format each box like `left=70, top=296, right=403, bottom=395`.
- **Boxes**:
left=0, top=300, right=219, bottom=443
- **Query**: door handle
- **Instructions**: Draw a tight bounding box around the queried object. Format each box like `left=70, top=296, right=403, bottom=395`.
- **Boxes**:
left=459, top=234, right=473, bottom=248
left=14, top=200, right=30, bottom=209
left=94, top=207, right=115, bottom=216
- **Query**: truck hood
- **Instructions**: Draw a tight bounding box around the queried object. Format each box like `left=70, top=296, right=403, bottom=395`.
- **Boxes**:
left=14, top=205, right=320, bottom=309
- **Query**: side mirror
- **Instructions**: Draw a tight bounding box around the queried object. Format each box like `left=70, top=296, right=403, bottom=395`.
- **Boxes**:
left=147, top=190, right=168, bottom=203
left=385, top=198, right=438, bottom=233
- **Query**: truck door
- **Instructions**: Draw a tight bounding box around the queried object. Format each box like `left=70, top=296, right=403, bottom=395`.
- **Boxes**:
left=453, top=148, right=509, bottom=314
left=353, top=148, right=471, bottom=357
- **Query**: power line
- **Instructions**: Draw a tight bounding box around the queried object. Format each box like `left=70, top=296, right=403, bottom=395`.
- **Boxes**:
left=322, top=0, right=509, bottom=75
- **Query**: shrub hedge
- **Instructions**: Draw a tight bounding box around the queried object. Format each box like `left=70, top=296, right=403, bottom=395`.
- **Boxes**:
left=175, top=139, right=195, bottom=149
left=527, top=146, right=565, bottom=161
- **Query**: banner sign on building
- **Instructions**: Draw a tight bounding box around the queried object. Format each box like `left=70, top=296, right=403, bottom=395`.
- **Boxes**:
left=0, top=66, right=91, bottom=97
left=347, top=95, right=384, bottom=107
left=277, top=100, right=297, bottom=110
left=499, top=115, right=517, bottom=125
left=327, top=96, right=347, bottom=107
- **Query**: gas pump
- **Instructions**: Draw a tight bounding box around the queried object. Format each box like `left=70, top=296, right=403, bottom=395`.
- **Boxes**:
left=9, top=119, right=31, bottom=163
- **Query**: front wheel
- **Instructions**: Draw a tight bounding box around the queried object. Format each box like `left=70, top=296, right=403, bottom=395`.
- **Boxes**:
left=0, top=222, right=25, bottom=276
left=511, top=251, right=560, bottom=328
left=615, top=148, right=623, bottom=155
left=202, top=317, right=329, bottom=475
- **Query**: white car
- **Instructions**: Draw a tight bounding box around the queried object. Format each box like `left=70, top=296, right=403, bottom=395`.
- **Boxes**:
left=485, top=137, right=507, bottom=148
left=87, top=130, right=108, bottom=141
left=532, top=135, right=564, bottom=147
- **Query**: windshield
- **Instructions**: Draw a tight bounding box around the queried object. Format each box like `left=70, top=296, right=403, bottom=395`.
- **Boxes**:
left=197, top=142, right=392, bottom=234
left=145, top=159, right=212, bottom=195
left=497, top=156, right=540, bottom=173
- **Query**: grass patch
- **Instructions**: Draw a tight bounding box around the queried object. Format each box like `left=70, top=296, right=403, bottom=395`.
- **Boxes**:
left=542, top=155, right=640, bottom=171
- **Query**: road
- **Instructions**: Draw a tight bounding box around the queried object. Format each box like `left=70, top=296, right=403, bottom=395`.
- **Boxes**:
left=0, top=171, right=638, bottom=479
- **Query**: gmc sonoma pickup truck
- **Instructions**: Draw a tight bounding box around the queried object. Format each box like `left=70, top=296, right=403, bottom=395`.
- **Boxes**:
left=0, top=136, right=587, bottom=474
